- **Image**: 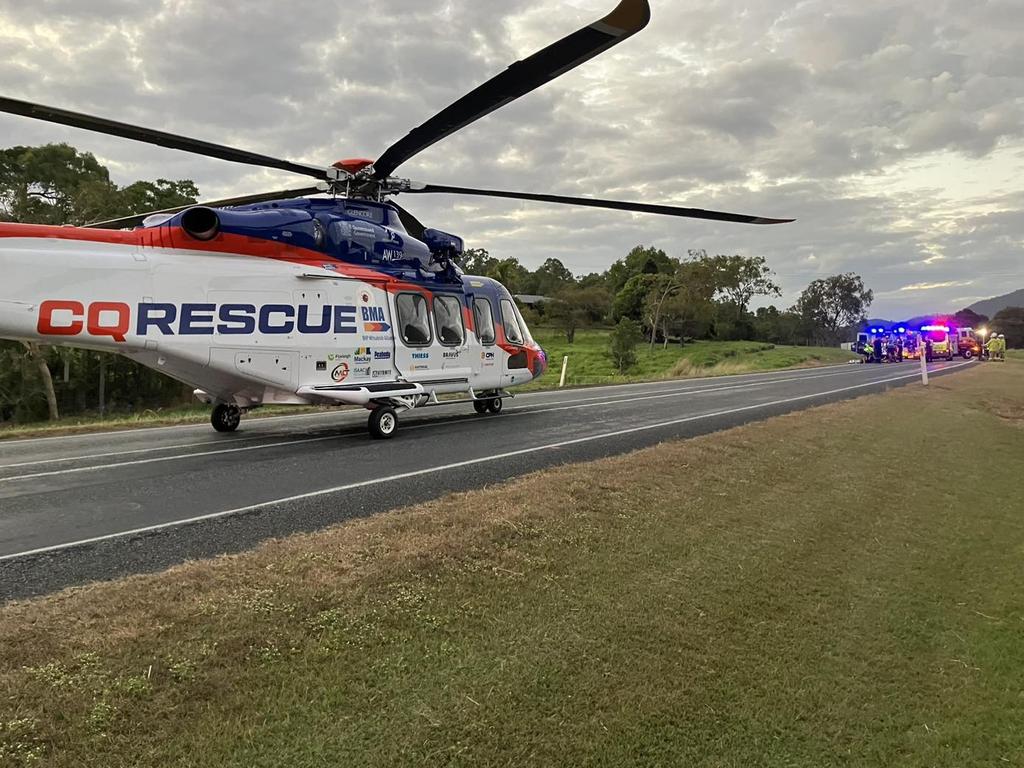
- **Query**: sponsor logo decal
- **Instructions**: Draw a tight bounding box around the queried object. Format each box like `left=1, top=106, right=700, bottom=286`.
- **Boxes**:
left=36, top=300, right=359, bottom=342
left=374, top=350, right=391, bottom=360
left=481, top=351, right=495, bottom=360
left=331, top=362, right=349, bottom=382
left=361, top=306, right=391, bottom=333
left=316, top=360, right=327, bottom=371
left=442, top=350, right=461, bottom=359
left=411, top=364, right=430, bottom=371
left=353, top=366, right=371, bottom=377
left=372, top=369, right=390, bottom=378
left=411, top=352, right=430, bottom=360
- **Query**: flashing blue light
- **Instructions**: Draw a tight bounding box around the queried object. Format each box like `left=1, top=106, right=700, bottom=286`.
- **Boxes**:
left=898, top=326, right=906, bottom=333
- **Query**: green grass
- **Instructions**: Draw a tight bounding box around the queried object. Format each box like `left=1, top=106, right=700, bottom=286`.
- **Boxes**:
left=528, top=327, right=856, bottom=389
left=2, top=358, right=1022, bottom=766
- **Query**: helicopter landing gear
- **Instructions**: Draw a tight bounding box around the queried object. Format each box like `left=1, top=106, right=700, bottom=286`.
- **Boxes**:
left=472, top=395, right=503, bottom=415
left=211, top=403, right=242, bottom=433
left=368, top=405, right=399, bottom=440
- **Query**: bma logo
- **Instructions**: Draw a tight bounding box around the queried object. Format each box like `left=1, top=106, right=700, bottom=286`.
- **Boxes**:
left=362, top=307, right=386, bottom=323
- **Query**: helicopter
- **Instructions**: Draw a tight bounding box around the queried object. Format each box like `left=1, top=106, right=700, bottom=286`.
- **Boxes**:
left=0, top=0, right=792, bottom=439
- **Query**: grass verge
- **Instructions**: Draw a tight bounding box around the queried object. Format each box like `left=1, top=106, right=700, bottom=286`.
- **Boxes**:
left=2, top=361, right=1022, bottom=767
left=523, top=329, right=855, bottom=392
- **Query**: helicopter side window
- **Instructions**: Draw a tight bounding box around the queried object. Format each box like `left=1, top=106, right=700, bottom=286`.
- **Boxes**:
left=473, top=298, right=496, bottom=345
left=396, top=293, right=432, bottom=346
left=433, top=295, right=465, bottom=346
left=500, top=299, right=524, bottom=345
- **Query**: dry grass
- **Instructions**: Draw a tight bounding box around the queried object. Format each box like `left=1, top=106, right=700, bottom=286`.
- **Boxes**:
left=1, top=359, right=1022, bottom=766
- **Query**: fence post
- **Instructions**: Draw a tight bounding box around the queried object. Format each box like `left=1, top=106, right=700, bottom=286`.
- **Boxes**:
left=559, top=355, right=569, bottom=388
left=919, top=349, right=928, bottom=386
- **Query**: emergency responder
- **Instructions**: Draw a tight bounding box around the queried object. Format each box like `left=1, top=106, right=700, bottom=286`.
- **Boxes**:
left=997, top=334, right=1007, bottom=361
left=986, top=333, right=999, bottom=361
left=873, top=335, right=883, bottom=364
left=860, top=336, right=873, bottom=363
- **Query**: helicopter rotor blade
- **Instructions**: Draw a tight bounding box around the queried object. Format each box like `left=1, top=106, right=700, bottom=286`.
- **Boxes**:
left=84, top=185, right=327, bottom=230
left=402, top=183, right=795, bottom=225
left=0, top=96, right=333, bottom=181
left=371, top=0, right=651, bottom=179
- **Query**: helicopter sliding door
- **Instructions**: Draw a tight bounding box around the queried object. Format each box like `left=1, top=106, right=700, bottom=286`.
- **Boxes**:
left=390, top=290, right=471, bottom=393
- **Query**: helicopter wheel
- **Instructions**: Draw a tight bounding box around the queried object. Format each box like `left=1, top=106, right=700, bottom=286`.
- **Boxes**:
left=211, top=403, right=241, bottom=433
left=473, top=400, right=489, bottom=415
left=486, top=398, right=503, bottom=414
left=368, top=405, right=398, bottom=439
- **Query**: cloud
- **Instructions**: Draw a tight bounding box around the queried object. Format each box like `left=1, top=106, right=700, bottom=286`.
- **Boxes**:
left=0, top=0, right=1021, bottom=318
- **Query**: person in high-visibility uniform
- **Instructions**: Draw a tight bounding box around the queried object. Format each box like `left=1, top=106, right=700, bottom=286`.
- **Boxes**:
left=985, top=334, right=1000, bottom=361
left=997, top=334, right=1007, bottom=361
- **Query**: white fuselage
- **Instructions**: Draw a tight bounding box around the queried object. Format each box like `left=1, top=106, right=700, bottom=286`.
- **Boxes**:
left=0, top=229, right=542, bottom=409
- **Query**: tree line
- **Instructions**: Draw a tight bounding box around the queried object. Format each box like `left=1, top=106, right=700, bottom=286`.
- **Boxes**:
left=464, top=245, right=875, bottom=350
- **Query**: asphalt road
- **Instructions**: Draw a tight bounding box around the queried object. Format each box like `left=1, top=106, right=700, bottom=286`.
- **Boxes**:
left=0, top=359, right=972, bottom=600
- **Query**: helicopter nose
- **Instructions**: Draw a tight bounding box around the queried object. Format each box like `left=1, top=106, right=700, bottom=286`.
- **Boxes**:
left=533, top=346, right=548, bottom=378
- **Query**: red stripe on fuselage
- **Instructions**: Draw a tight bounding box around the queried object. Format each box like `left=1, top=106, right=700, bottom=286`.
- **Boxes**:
left=0, top=221, right=430, bottom=293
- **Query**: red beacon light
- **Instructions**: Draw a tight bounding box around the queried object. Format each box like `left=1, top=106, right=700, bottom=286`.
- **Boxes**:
left=921, top=324, right=949, bottom=332
left=332, top=158, right=375, bottom=175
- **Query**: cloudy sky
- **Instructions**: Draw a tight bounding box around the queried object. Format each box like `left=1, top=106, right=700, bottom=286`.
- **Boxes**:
left=1, top=0, right=1022, bottom=317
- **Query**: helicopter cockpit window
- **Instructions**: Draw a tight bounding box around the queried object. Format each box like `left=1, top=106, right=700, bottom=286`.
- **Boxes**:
left=396, top=293, right=432, bottom=346
left=500, top=300, right=524, bottom=345
left=473, top=298, right=495, bottom=345
left=433, top=295, right=464, bottom=346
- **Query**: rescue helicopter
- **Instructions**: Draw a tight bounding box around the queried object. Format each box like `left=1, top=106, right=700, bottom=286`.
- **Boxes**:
left=0, top=0, right=793, bottom=439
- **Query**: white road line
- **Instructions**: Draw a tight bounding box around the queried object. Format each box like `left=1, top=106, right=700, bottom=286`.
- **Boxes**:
left=0, top=435, right=342, bottom=483
left=0, top=434, right=279, bottom=470
left=0, top=366, right=877, bottom=482
left=0, top=362, right=857, bottom=446
left=0, top=361, right=970, bottom=562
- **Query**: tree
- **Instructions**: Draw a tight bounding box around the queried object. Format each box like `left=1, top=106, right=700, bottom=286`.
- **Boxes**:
left=608, top=317, right=642, bottom=373
left=611, top=273, right=658, bottom=322
left=954, top=307, right=988, bottom=329
left=794, top=273, right=873, bottom=344
left=485, top=257, right=530, bottom=295
left=642, top=273, right=683, bottom=349
left=529, top=257, right=575, bottom=296
left=606, top=245, right=677, bottom=294
left=992, top=306, right=1024, bottom=349
left=0, top=144, right=114, bottom=224
left=547, top=285, right=611, bottom=343
left=689, top=249, right=781, bottom=314
left=461, top=247, right=497, bottom=275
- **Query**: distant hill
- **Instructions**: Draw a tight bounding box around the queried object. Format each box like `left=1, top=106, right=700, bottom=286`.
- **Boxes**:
left=968, top=289, right=1024, bottom=319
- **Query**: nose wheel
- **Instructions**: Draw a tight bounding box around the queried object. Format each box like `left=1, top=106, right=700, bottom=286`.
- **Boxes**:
left=211, top=403, right=241, bottom=433
left=368, top=405, right=398, bottom=439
